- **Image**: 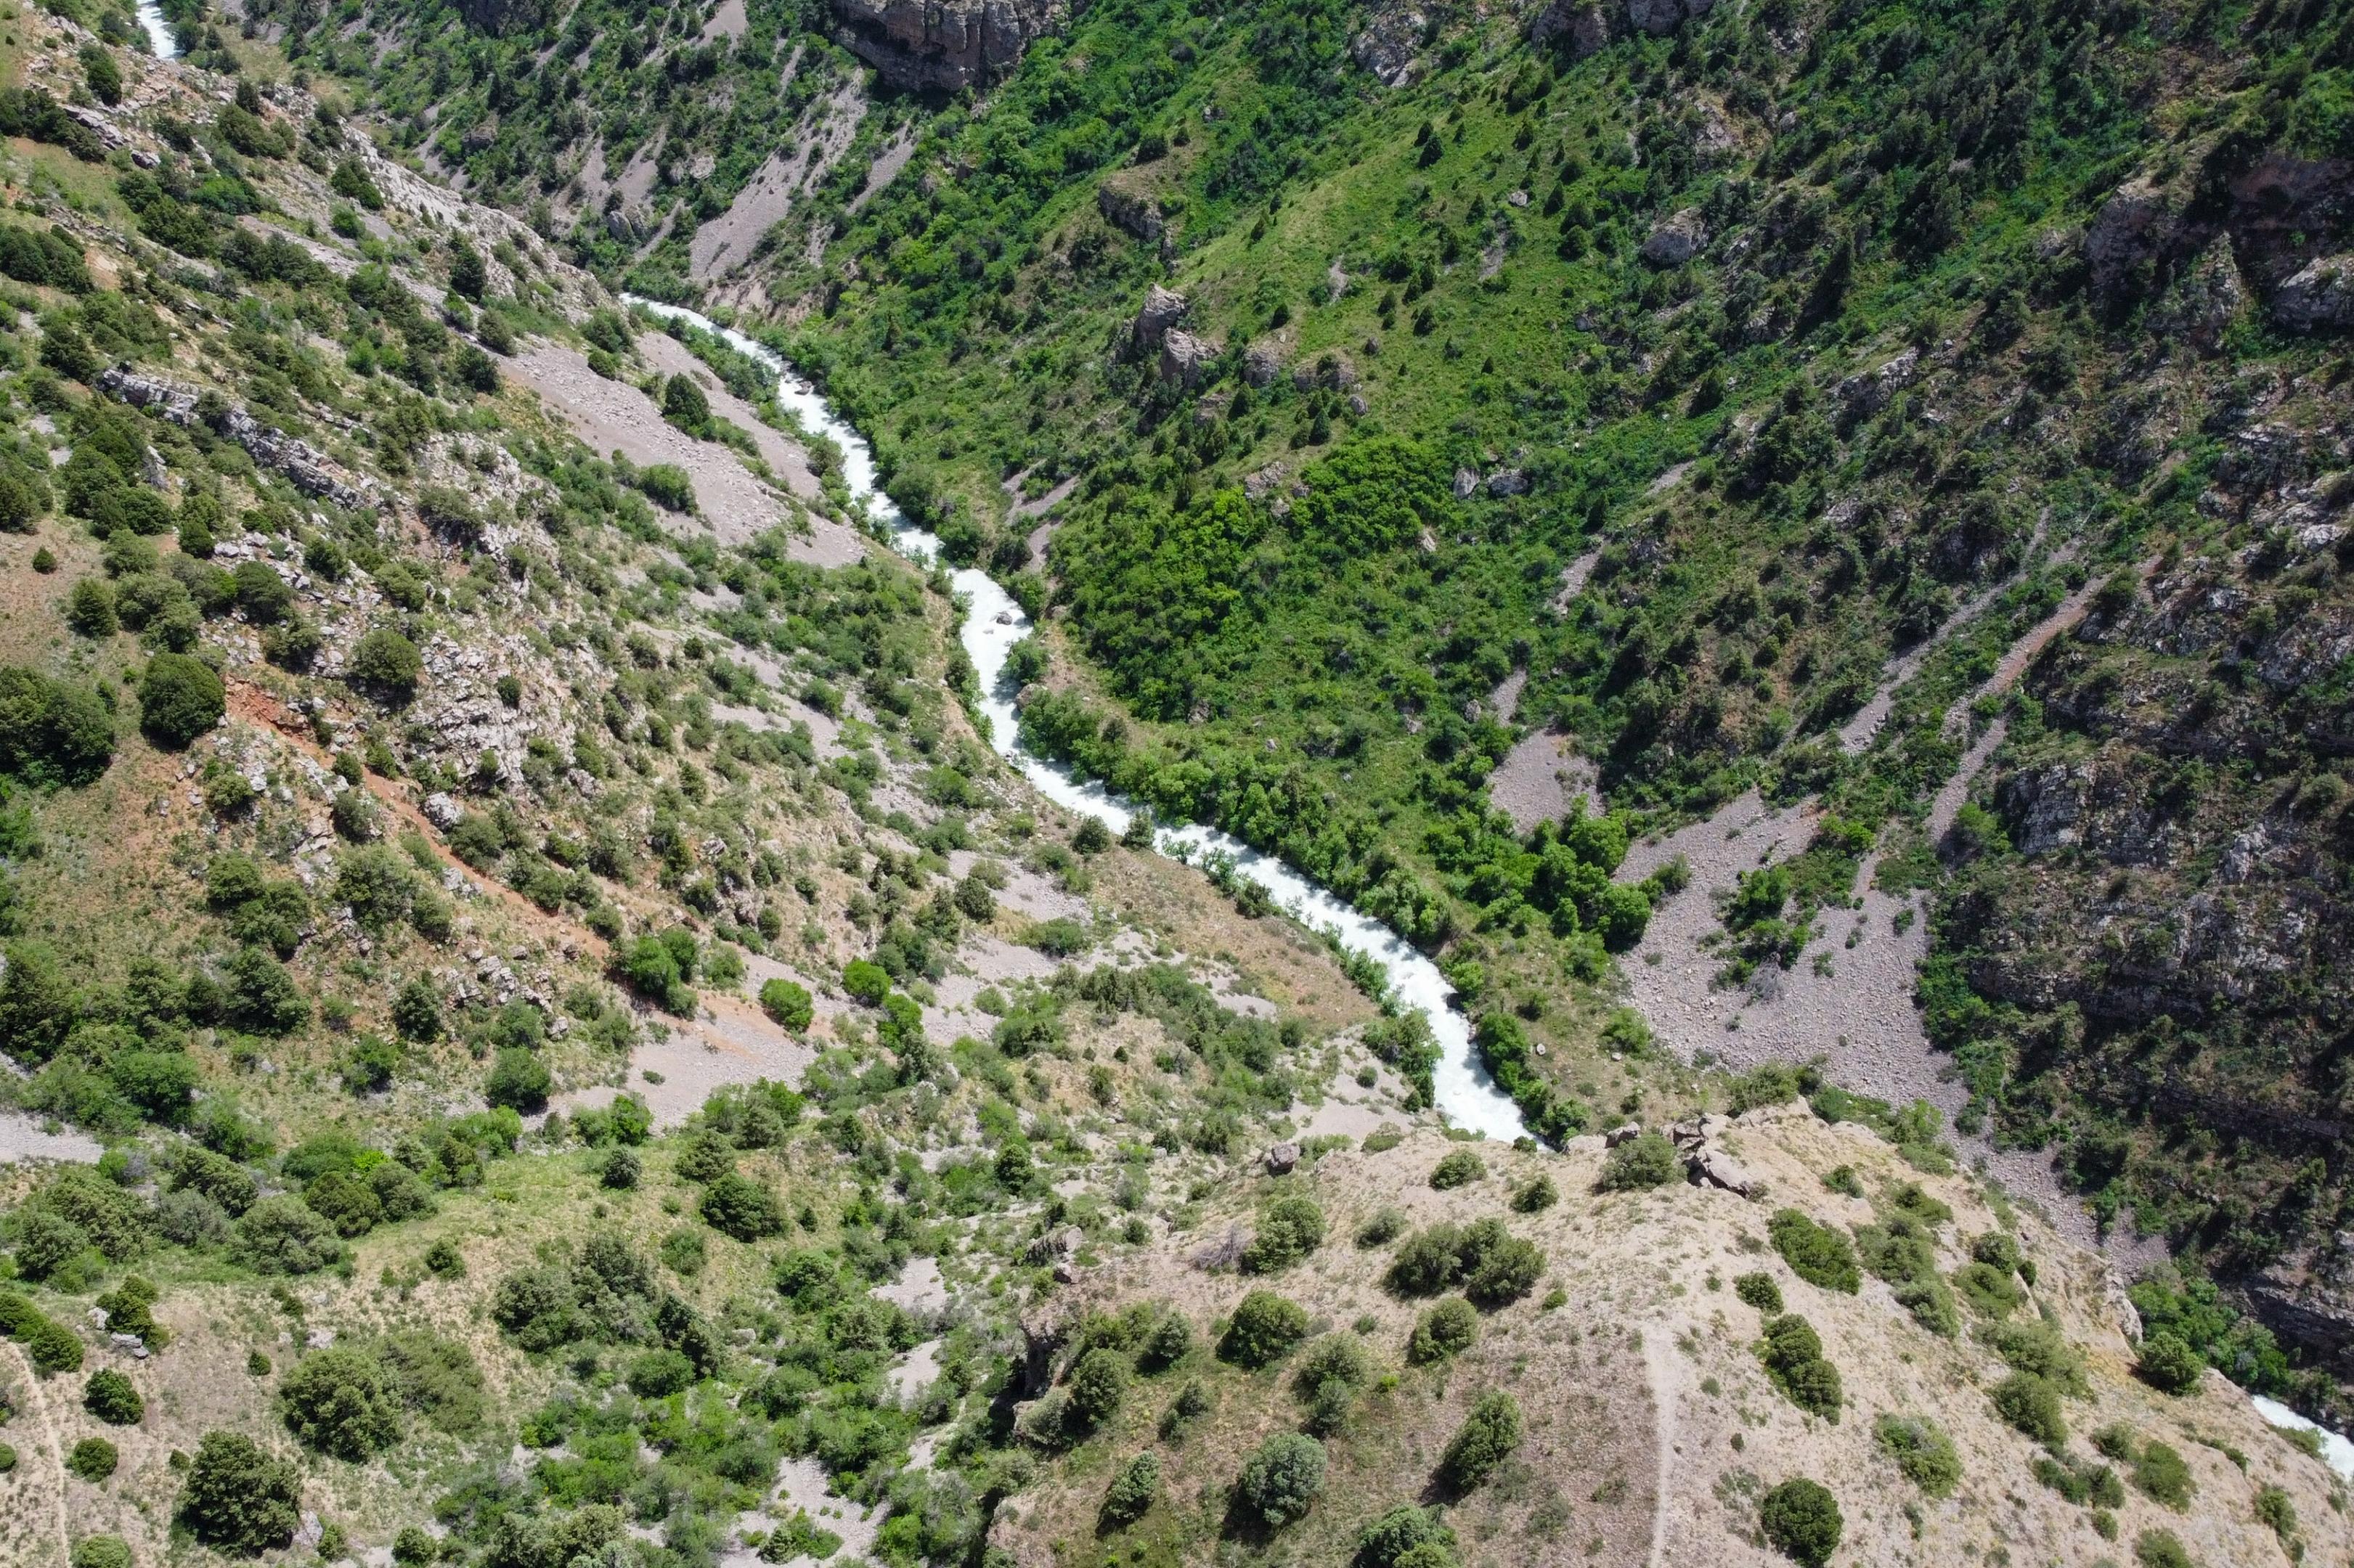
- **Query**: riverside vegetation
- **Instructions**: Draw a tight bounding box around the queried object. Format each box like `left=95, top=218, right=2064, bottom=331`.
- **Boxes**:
left=0, top=1, right=2345, bottom=1567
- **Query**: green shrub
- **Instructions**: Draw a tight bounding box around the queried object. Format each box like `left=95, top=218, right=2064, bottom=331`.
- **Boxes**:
left=1407, top=1297, right=1478, bottom=1363
left=1220, top=1289, right=1309, bottom=1366
left=1601, top=1131, right=1681, bottom=1190
left=1355, top=1205, right=1406, bottom=1246
left=1243, top=1195, right=1327, bottom=1273
left=0, top=669, right=113, bottom=784
left=137, top=653, right=224, bottom=748
left=280, top=1347, right=402, bottom=1459
left=628, top=1347, right=696, bottom=1397
left=2131, top=1440, right=2194, bottom=1509
left=2254, top=1484, right=2297, bottom=1545
left=1990, top=1372, right=2066, bottom=1447
left=842, top=959, right=891, bottom=1005
left=1101, top=1450, right=1160, bottom=1525
left=1429, top=1149, right=1485, bottom=1189
left=2133, top=1529, right=2192, bottom=1568
left=701, top=1170, right=785, bottom=1240
left=68, top=1536, right=131, bottom=1568
left=1757, top=1313, right=1842, bottom=1421
left=1759, top=1477, right=1844, bottom=1567
left=1873, top=1413, right=1960, bottom=1498
left=66, top=1436, right=118, bottom=1481
left=759, top=978, right=814, bottom=1031
left=1357, top=1505, right=1457, bottom=1568
left=484, top=1047, right=552, bottom=1112
left=1987, top=1318, right=2087, bottom=1394
left=178, top=1430, right=301, bottom=1552
left=2135, top=1331, right=2204, bottom=1395
left=1235, top=1431, right=1326, bottom=1527
left=1437, top=1390, right=1521, bottom=1491
left=348, top=629, right=423, bottom=697
left=1733, top=1272, right=1783, bottom=1312
left=1067, top=1347, right=1128, bottom=1426
left=1953, top=1259, right=2025, bottom=1318
left=82, top=1368, right=143, bottom=1424
left=1767, top=1209, right=1860, bottom=1293
left=1139, top=1311, right=1192, bottom=1370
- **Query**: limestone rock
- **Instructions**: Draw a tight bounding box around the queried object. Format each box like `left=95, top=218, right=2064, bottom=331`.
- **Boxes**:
left=1131, top=285, right=1187, bottom=350
left=1158, top=328, right=1215, bottom=386
left=2270, top=253, right=2354, bottom=333
left=1690, top=1146, right=1762, bottom=1199
left=828, top=0, right=1069, bottom=92
left=2084, top=176, right=2182, bottom=297
left=2156, top=236, right=2248, bottom=352
left=1242, top=343, right=1284, bottom=388
left=1263, top=1141, right=1300, bottom=1175
left=1351, top=2, right=1426, bottom=86
left=1487, top=468, right=1530, bottom=497
left=421, top=792, right=465, bottom=830
left=1018, top=1303, right=1071, bottom=1395
left=1452, top=467, right=1480, bottom=499
left=1640, top=207, right=1708, bottom=266
left=1834, top=347, right=1919, bottom=424
left=1096, top=178, right=1165, bottom=243
left=1604, top=1122, right=1642, bottom=1147
left=1530, top=0, right=1610, bottom=55
left=1627, top=0, right=1712, bottom=35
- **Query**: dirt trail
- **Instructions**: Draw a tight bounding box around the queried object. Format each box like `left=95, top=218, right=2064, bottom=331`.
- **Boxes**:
left=1615, top=573, right=2157, bottom=1251
left=0, top=1340, right=70, bottom=1568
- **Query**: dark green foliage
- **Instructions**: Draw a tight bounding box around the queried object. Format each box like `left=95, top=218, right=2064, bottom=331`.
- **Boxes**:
left=280, top=1347, right=403, bottom=1459
left=700, top=1170, right=785, bottom=1240
left=231, top=1196, right=344, bottom=1275
left=177, top=1430, right=301, bottom=1552
left=1407, top=1297, right=1478, bottom=1364
left=347, top=628, right=423, bottom=698
left=1510, top=1173, right=1557, bottom=1212
left=1990, top=1373, right=2067, bottom=1448
left=0, top=667, right=115, bottom=783
left=66, top=1437, right=118, bottom=1481
left=68, top=1538, right=131, bottom=1568
left=137, top=653, right=224, bottom=748
left=759, top=978, right=813, bottom=1031
left=1767, top=1209, right=1860, bottom=1294
left=1733, top=1272, right=1783, bottom=1313
left=83, top=1368, right=143, bottom=1425
left=1243, top=1194, right=1327, bottom=1273
left=0, top=1290, right=86, bottom=1373
left=1235, top=1431, right=1326, bottom=1527
left=1874, top=1413, right=1960, bottom=1498
left=1759, top=1478, right=1844, bottom=1567
left=1220, top=1289, right=1310, bottom=1366
left=2135, top=1331, right=2205, bottom=1395
left=1600, top=1131, right=1679, bottom=1191
left=484, top=1048, right=552, bottom=1112
left=1066, top=1347, right=1128, bottom=1426
left=1357, top=1505, right=1457, bottom=1568
left=2130, top=1440, right=2194, bottom=1509
left=1101, top=1450, right=1160, bottom=1525
left=1428, top=1148, right=1485, bottom=1189
left=1757, top=1313, right=1842, bottom=1422
left=1437, top=1390, right=1521, bottom=1491
left=1383, top=1217, right=1544, bottom=1306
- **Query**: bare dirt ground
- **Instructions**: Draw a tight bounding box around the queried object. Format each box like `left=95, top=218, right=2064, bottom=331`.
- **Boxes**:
left=635, top=331, right=834, bottom=510
left=688, top=79, right=865, bottom=280
left=1613, top=576, right=2164, bottom=1255
left=0, top=1110, right=101, bottom=1164
left=1487, top=727, right=1602, bottom=833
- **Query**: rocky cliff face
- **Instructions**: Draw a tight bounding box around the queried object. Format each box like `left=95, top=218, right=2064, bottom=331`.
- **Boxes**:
left=828, top=0, right=1072, bottom=91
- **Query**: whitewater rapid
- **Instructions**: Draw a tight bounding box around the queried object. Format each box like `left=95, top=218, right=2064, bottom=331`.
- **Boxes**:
left=624, top=296, right=1528, bottom=1140
left=136, top=0, right=178, bottom=58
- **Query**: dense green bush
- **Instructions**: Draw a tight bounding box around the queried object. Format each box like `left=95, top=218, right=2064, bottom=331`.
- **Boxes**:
left=1873, top=1413, right=1960, bottom=1498
left=1243, top=1194, right=1327, bottom=1273
left=177, top=1430, right=301, bottom=1552
left=348, top=629, right=423, bottom=697
left=1759, top=1478, right=1844, bottom=1567
left=137, top=653, right=224, bottom=748
left=1067, top=1347, right=1129, bottom=1426
left=82, top=1368, right=142, bottom=1425
left=2135, top=1331, right=2204, bottom=1395
left=0, top=666, right=114, bottom=783
left=1757, top=1313, right=1843, bottom=1421
left=1600, top=1131, right=1680, bottom=1191
left=1767, top=1209, right=1861, bottom=1294
left=1990, top=1372, right=2067, bottom=1447
left=701, top=1170, right=786, bottom=1240
left=759, top=978, right=814, bottom=1031
left=1437, top=1390, right=1521, bottom=1490
left=68, top=1537, right=131, bottom=1568
left=1733, top=1272, right=1784, bottom=1312
left=484, top=1047, right=552, bottom=1112
left=280, top=1347, right=404, bottom=1459
left=1219, top=1289, right=1310, bottom=1366
left=1383, top=1217, right=1544, bottom=1306
left=1357, top=1505, right=1457, bottom=1568
left=2134, top=1529, right=2192, bottom=1568
left=1101, top=1450, right=1160, bottom=1525
left=1428, top=1148, right=1485, bottom=1188
left=65, top=1436, right=118, bottom=1480
left=1407, top=1297, right=1478, bottom=1364
left=1235, top=1432, right=1326, bottom=1527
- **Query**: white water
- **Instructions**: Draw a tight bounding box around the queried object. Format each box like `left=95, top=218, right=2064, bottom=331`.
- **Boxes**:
left=2252, top=1394, right=2354, bottom=1481
left=625, top=296, right=1526, bottom=1140
left=135, top=0, right=179, bottom=58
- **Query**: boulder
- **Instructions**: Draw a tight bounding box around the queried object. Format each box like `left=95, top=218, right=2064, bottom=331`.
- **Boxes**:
left=1018, top=1304, right=1071, bottom=1395
left=1487, top=469, right=1530, bottom=497
left=1351, top=2, right=1425, bottom=86
left=1834, top=347, right=1919, bottom=424
left=1096, top=178, right=1165, bottom=243
left=1290, top=351, right=1357, bottom=391
left=1603, top=1122, right=1642, bottom=1147
left=1627, top=0, right=1712, bottom=34
left=1690, top=1146, right=1762, bottom=1198
left=2084, top=176, right=2181, bottom=297
left=2269, top=253, right=2354, bottom=333
left=1131, top=285, right=1187, bottom=350
left=828, top=0, right=1069, bottom=91
left=1158, top=329, right=1216, bottom=386
left=1452, top=467, right=1481, bottom=499
left=1242, top=343, right=1284, bottom=388
left=1263, top=1141, right=1300, bottom=1175
left=1640, top=207, right=1708, bottom=266
left=1531, top=0, right=1610, bottom=54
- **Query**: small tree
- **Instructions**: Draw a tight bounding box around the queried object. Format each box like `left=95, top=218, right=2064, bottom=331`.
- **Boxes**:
left=1242, top=1195, right=1327, bottom=1273
left=1429, top=1149, right=1486, bottom=1189
left=1873, top=1413, right=1960, bottom=1498
left=1100, top=1450, right=1160, bottom=1526
left=1767, top=1209, right=1862, bottom=1294
left=137, top=653, right=224, bottom=748
left=1407, top=1297, right=1478, bottom=1364
left=1236, top=1432, right=1326, bottom=1527
left=280, top=1347, right=402, bottom=1460
left=1438, top=1390, right=1522, bottom=1491
left=842, top=959, right=891, bottom=1005
left=82, top=1368, right=143, bottom=1425
left=1066, top=1347, right=1128, bottom=1427
left=700, top=1171, right=785, bottom=1240
left=1991, top=1372, right=2066, bottom=1447
left=2135, top=1331, right=2204, bottom=1395
left=484, top=1048, right=551, bottom=1112
left=1600, top=1131, right=1681, bottom=1191
left=66, top=1436, right=118, bottom=1480
left=759, top=978, right=813, bottom=1032
left=179, top=1430, right=301, bottom=1552
left=348, top=629, right=423, bottom=699
left=1759, top=1477, right=1844, bottom=1567
left=1220, top=1290, right=1309, bottom=1367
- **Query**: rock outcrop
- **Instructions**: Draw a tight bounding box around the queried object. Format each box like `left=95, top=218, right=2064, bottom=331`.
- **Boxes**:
left=828, top=0, right=1068, bottom=92
left=2270, top=253, right=2354, bottom=333
left=97, top=366, right=373, bottom=511
left=1351, top=2, right=1426, bottom=86
left=1096, top=178, right=1166, bottom=244
left=1131, top=285, right=1187, bottom=351
left=1529, top=0, right=1610, bottom=55
left=1241, top=343, right=1283, bottom=388
left=1626, top=0, right=1714, bottom=36
left=1640, top=207, right=1708, bottom=266
left=1158, top=329, right=1215, bottom=385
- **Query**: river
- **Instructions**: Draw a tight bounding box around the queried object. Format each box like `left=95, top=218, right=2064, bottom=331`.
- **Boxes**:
left=135, top=0, right=178, bottom=59
left=624, top=296, right=1527, bottom=1142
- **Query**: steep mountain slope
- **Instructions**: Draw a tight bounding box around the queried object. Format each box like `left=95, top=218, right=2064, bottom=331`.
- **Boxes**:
left=299, top=0, right=2354, bottom=1408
